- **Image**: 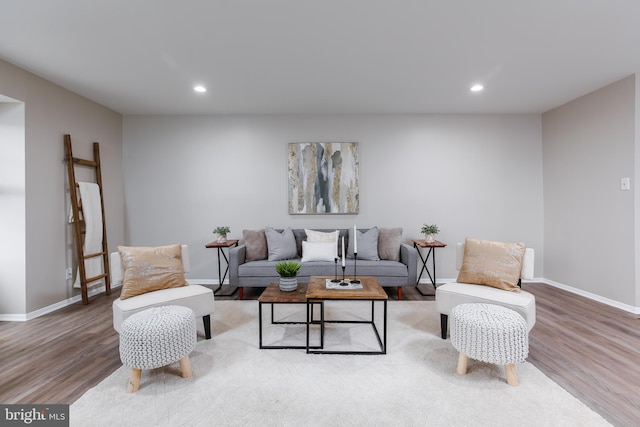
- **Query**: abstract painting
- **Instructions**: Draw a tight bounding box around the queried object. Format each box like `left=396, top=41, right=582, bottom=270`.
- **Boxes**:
left=288, top=142, right=359, bottom=214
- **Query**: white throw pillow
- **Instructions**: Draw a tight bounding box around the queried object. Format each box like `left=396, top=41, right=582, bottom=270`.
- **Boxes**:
left=305, top=229, right=339, bottom=244
left=301, top=241, right=337, bottom=262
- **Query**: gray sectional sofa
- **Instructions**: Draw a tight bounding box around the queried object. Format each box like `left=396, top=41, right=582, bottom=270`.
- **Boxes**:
left=229, top=227, right=417, bottom=299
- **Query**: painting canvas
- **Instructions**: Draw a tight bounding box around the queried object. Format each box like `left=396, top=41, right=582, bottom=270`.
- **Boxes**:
left=288, top=142, right=359, bottom=214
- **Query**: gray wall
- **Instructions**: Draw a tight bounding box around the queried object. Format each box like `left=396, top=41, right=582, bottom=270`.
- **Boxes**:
left=0, top=59, right=124, bottom=317
left=542, top=76, right=637, bottom=307
left=123, top=114, right=544, bottom=282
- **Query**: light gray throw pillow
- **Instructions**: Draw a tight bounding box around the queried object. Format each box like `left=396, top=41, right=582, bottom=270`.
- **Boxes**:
left=347, top=226, right=380, bottom=260
left=378, top=227, right=402, bottom=261
left=265, top=226, right=298, bottom=261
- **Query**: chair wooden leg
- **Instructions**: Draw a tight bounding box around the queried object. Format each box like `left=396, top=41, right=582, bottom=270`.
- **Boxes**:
left=456, top=352, right=468, bottom=375
left=179, top=356, right=192, bottom=378
left=127, top=368, right=141, bottom=393
left=505, top=364, right=518, bottom=386
left=239, top=287, right=244, bottom=300
left=397, top=287, right=402, bottom=300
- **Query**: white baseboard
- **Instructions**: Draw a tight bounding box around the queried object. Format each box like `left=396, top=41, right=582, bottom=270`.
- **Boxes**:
left=541, top=278, right=640, bottom=315
left=0, top=284, right=115, bottom=322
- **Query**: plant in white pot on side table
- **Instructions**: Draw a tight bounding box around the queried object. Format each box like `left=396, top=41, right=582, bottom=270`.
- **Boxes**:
left=421, top=224, right=439, bottom=243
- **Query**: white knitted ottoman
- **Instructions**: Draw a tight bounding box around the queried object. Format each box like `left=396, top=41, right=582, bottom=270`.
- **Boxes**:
left=450, top=303, right=528, bottom=386
left=119, top=305, right=197, bottom=393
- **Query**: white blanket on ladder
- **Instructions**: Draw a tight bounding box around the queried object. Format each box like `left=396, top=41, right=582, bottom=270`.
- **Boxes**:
left=72, top=182, right=104, bottom=289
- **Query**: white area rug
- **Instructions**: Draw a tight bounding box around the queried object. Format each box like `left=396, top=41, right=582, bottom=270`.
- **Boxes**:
left=71, top=301, right=610, bottom=426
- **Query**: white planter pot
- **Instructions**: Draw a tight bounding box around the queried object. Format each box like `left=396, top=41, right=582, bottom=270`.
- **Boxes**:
left=279, top=277, right=298, bottom=292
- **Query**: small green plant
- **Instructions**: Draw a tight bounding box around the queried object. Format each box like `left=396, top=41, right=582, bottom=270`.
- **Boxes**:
left=213, top=226, right=231, bottom=237
left=275, top=260, right=301, bottom=278
left=421, top=224, right=439, bottom=235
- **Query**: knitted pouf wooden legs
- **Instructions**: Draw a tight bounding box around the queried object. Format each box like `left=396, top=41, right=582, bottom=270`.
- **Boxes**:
left=456, top=352, right=519, bottom=386
left=127, top=355, right=192, bottom=393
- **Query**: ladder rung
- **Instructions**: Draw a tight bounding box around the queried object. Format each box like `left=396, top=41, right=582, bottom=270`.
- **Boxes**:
left=73, top=157, right=97, bottom=167
left=83, top=251, right=106, bottom=259
left=86, top=273, right=108, bottom=282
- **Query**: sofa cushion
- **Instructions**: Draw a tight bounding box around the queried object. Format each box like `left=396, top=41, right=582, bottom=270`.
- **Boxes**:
left=265, top=226, right=298, bottom=261
left=243, top=229, right=268, bottom=261
left=456, top=237, right=525, bottom=292
left=348, top=226, right=380, bottom=260
left=117, top=244, right=188, bottom=300
left=378, top=227, right=402, bottom=261
left=301, top=241, right=336, bottom=262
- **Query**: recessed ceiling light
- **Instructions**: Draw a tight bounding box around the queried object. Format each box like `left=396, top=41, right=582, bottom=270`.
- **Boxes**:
left=194, top=85, right=207, bottom=93
left=470, top=84, right=484, bottom=92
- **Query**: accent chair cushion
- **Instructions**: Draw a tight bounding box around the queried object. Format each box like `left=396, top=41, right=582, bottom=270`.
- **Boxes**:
left=456, top=237, right=525, bottom=292
left=301, top=241, right=336, bottom=262
left=118, top=244, right=188, bottom=300
left=378, top=227, right=402, bottom=261
left=243, top=229, right=268, bottom=261
left=265, top=226, right=298, bottom=261
left=348, top=226, right=380, bottom=261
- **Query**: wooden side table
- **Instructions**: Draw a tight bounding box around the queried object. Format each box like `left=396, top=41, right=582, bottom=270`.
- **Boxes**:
left=412, top=239, right=447, bottom=296
left=205, top=239, right=239, bottom=295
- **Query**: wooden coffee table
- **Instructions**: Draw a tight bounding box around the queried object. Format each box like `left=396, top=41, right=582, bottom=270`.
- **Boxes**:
left=305, top=276, right=388, bottom=355
left=258, top=282, right=321, bottom=350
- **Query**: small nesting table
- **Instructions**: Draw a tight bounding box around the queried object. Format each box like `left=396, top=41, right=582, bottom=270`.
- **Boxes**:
left=258, top=282, right=321, bottom=350
left=450, top=303, right=529, bottom=386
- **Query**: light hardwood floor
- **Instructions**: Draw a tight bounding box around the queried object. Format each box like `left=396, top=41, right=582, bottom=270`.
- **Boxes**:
left=0, top=283, right=638, bottom=426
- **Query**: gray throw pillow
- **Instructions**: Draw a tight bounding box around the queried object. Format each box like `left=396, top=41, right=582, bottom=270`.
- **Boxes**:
left=378, top=228, right=402, bottom=261
left=265, top=226, right=298, bottom=261
left=347, top=226, right=380, bottom=260
left=243, top=229, right=268, bottom=261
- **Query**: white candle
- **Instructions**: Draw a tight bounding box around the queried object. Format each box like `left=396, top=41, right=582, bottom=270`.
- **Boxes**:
left=353, top=225, right=358, bottom=253
left=342, top=237, right=346, bottom=267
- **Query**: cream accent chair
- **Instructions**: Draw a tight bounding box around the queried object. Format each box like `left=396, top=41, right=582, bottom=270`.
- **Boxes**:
left=435, top=243, right=536, bottom=339
left=111, top=245, right=215, bottom=339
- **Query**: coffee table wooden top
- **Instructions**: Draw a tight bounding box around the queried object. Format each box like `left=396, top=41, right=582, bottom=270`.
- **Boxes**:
left=306, top=276, right=388, bottom=300
left=258, top=282, right=308, bottom=303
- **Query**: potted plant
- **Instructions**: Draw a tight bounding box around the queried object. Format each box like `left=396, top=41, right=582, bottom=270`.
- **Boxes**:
left=420, top=224, right=439, bottom=243
left=275, top=260, right=301, bottom=292
left=213, top=226, right=231, bottom=243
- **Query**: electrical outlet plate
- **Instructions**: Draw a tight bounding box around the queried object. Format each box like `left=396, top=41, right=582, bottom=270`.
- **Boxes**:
left=621, top=177, right=630, bottom=191
left=66, top=268, right=73, bottom=280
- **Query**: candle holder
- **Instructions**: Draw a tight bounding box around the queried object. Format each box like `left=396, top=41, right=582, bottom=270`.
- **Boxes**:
left=340, top=265, right=348, bottom=286
left=331, top=257, right=340, bottom=283
left=350, top=252, right=361, bottom=284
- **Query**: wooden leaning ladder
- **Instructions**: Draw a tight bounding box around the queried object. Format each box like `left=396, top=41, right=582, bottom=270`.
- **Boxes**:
left=64, top=134, right=111, bottom=305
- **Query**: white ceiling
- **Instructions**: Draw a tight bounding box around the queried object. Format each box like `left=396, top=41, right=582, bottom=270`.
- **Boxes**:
left=1, top=0, right=639, bottom=115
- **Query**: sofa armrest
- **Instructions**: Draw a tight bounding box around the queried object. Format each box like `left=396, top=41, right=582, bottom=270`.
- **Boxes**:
left=400, top=242, right=417, bottom=286
left=229, top=244, right=246, bottom=286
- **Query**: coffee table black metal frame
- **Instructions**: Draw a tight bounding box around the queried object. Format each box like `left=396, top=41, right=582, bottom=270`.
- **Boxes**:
left=305, top=276, right=388, bottom=355
left=258, top=283, right=322, bottom=350
left=305, top=298, right=387, bottom=355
